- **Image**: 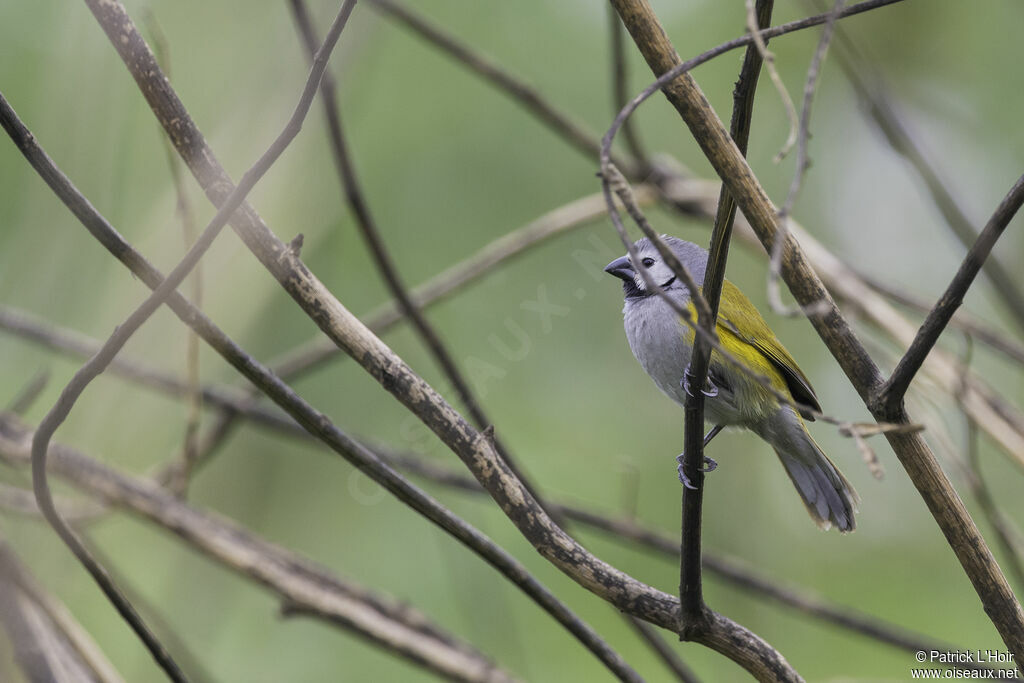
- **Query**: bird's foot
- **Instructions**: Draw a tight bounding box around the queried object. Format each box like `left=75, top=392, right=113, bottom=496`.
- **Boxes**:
left=676, top=453, right=719, bottom=490
left=682, top=365, right=718, bottom=398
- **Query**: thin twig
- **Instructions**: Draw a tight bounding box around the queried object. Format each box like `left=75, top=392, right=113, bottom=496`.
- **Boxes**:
left=2, top=70, right=638, bottom=681
left=0, top=305, right=307, bottom=437
left=144, top=11, right=204, bottom=499
left=769, top=0, right=845, bottom=319
left=270, top=187, right=656, bottom=380
left=955, top=338, right=1024, bottom=592
left=0, top=537, right=126, bottom=683
left=287, top=0, right=556, bottom=524
left=0, top=415, right=518, bottom=683
left=780, top=0, right=844, bottom=218
left=609, top=4, right=648, bottom=165
left=823, top=11, right=1024, bottom=333
left=744, top=0, right=798, bottom=163
left=5, top=370, right=49, bottom=415
left=21, top=3, right=357, bottom=677
left=877, top=174, right=1024, bottom=414
left=843, top=266, right=1024, bottom=366
left=364, top=0, right=640, bottom=177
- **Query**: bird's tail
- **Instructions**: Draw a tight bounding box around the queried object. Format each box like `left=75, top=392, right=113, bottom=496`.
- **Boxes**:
left=759, top=407, right=859, bottom=533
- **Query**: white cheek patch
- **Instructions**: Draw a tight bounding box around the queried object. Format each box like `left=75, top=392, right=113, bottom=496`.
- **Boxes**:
left=633, top=271, right=647, bottom=292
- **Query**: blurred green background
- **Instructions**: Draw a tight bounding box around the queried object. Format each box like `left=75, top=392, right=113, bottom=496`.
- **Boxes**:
left=1, top=0, right=1023, bottom=680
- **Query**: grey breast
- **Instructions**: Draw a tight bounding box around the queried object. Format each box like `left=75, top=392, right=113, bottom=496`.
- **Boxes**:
left=623, top=293, right=692, bottom=407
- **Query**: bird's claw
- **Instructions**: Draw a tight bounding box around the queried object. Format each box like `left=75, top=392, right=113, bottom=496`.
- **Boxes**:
left=682, top=366, right=718, bottom=398
left=676, top=453, right=718, bottom=489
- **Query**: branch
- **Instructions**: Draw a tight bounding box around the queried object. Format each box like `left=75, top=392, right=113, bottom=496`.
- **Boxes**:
left=825, top=17, right=1024, bottom=333
left=876, top=174, right=1024, bottom=414
left=3, top=306, right=995, bottom=676
left=1, top=85, right=636, bottom=681
left=286, top=0, right=555, bottom=523
left=609, top=5, right=648, bottom=164
left=0, top=415, right=518, bottom=683
left=608, top=0, right=1024, bottom=659
left=364, top=0, right=640, bottom=177
left=679, top=0, right=774, bottom=643
left=363, top=444, right=1004, bottom=675
left=269, top=187, right=656, bottom=380
left=0, top=537, right=125, bottom=683
left=16, top=6, right=359, bottom=676
left=81, top=0, right=694, bottom=663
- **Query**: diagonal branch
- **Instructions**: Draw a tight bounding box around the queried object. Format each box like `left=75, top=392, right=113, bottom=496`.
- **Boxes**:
left=286, top=0, right=555, bottom=522
left=0, top=86, right=638, bottom=681
left=17, top=5, right=358, bottom=678
left=0, top=415, right=518, bottom=683
left=824, top=16, right=1024, bottom=333
left=364, top=0, right=640, bottom=177
left=876, top=174, right=1024, bottom=413
left=81, top=0, right=692, bottom=655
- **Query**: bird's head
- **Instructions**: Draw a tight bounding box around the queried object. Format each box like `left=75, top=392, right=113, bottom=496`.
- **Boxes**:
left=604, top=235, right=708, bottom=300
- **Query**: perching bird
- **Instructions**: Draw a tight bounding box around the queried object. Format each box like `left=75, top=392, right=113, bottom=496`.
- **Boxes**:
left=605, top=235, right=858, bottom=532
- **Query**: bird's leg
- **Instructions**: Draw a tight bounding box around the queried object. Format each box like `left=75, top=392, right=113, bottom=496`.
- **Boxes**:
left=677, top=425, right=723, bottom=489
left=682, top=363, right=718, bottom=398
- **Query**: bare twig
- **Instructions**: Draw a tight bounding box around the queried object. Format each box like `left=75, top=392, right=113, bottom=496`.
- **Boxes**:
left=0, top=414, right=518, bottom=683
left=2, top=83, right=637, bottom=681
left=0, top=481, right=106, bottom=522
left=0, top=305, right=307, bottom=438
left=877, top=174, right=1024, bottom=413
left=780, top=0, right=845, bottom=218
left=824, top=16, right=1024, bottom=333
left=843, top=268, right=1024, bottom=366
left=287, top=0, right=555, bottom=523
left=5, top=370, right=49, bottom=415
left=769, top=0, right=845, bottom=319
left=270, top=187, right=655, bottom=380
left=364, top=0, right=639, bottom=177
left=954, top=338, right=1024, bottom=591
left=24, top=3, right=359, bottom=677
left=744, top=0, right=799, bottom=163
left=364, top=444, right=1001, bottom=675
left=0, top=536, right=126, bottom=683
left=609, top=4, right=648, bottom=165
left=145, top=11, right=204, bottom=498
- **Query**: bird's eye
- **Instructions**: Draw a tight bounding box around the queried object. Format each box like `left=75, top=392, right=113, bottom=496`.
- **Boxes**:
left=641, top=257, right=655, bottom=268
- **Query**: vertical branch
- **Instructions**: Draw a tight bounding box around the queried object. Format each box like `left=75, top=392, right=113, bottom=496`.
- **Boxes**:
left=147, top=19, right=205, bottom=497
left=679, top=0, right=774, bottom=639
left=608, top=4, right=648, bottom=165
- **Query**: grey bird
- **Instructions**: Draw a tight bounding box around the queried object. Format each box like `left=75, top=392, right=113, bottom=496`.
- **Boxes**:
left=604, top=235, right=858, bottom=532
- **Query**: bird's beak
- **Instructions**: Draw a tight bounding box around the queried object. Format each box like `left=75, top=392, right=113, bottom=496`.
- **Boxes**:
left=604, top=255, right=635, bottom=282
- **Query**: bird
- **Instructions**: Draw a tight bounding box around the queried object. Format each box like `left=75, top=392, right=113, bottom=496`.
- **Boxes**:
left=604, top=235, right=858, bottom=532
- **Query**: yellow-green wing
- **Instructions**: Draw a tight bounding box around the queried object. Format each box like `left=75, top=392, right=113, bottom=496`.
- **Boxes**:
left=715, top=279, right=821, bottom=418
